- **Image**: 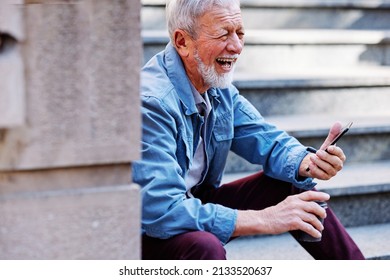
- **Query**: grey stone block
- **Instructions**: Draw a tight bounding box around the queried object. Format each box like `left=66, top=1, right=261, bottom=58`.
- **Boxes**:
left=0, top=184, right=140, bottom=259
left=0, top=0, right=142, bottom=170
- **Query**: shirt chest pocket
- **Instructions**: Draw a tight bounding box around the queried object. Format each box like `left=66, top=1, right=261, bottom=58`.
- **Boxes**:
left=213, top=111, right=234, bottom=142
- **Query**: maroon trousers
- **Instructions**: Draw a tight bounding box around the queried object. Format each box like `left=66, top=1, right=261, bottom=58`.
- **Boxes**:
left=142, top=171, right=365, bottom=260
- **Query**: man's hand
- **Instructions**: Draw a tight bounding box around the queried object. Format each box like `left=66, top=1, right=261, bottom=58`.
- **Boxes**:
left=233, top=191, right=330, bottom=239
left=299, top=121, right=346, bottom=180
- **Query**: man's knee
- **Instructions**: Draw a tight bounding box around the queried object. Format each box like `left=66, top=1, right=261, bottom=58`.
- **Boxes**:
left=181, top=231, right=226, bottom=260
left=142, top=231, right=226, bottom=260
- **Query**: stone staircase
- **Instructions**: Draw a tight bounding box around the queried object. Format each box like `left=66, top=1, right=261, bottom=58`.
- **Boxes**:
left=141, top=0, right=390, bottom=259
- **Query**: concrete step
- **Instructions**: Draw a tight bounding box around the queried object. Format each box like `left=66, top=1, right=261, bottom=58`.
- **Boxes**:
left=240, top=0, right=390, bottom=30
left=239, top=29, right=390, bottom=71
left=225, top=222, right=390, bottom=260
left=222, top=160, right=390, bottom=227
left=142, top=29, right=390, bottom=67
left=234, top=66, right=390, bottom=117
left=237, top=29, right=390, bottom=71
left=141, top=0, right=390, bottom=30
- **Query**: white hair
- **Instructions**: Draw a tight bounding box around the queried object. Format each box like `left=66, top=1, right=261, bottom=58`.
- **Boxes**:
left=166, top=0, right=241, bottom=42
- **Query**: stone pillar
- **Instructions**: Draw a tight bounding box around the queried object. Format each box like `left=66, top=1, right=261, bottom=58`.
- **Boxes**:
left=0, top=0, right=25, bottom=128
left=0, top=0, right=142, bottom=259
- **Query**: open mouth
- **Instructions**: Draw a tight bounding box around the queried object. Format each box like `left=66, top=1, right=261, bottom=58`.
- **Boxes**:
left=216, top=57, right=237, bottom=71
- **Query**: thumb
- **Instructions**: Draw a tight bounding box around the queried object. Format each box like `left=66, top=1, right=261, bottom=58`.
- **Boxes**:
left=319, top=121, right=343, bottom=150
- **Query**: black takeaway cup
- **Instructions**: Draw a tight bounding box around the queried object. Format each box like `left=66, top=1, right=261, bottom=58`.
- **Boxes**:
left=298, top=201, right=328, bottom=242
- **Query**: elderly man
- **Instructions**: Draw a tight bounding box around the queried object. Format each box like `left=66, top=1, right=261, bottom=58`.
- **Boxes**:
left=133, top=0, right=365, bottom=260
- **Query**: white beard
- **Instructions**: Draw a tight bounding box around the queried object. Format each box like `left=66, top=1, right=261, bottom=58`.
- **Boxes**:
left=194, top=50, right=235, bottom=89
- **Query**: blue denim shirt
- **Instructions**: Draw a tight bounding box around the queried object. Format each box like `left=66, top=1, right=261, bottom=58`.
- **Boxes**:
left=133, top=43, right=316, bottom=244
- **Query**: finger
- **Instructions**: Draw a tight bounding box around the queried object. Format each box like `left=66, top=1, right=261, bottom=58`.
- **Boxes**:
left=306, top=153, right=334, bottom=179
left=325, top=145, right=346, bottom=163
left=301, top=212, right=325, bottom=232
left=319, top=121, right=343, bottom=150
left=317, top=150, right=344, bottom=171
left=298, top=190, right=330, bottom=203
left=293, top=207, right=324, bottom=238
left=307, top=164, right=332, bottom=180
left=309, top=151, right=344, bottom=179
left=299, top=222, right=323, bottom=239
left=304, top=200, right=328, bottom=220
left=299, top=200, right=328, bottom=236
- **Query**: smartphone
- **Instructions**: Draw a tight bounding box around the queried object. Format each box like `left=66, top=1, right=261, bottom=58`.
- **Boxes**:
left=306, top=121, right=353, bottom=154
left=306, top=122, right=353, bottom=171
left=328, top=121, right=353, bottom=147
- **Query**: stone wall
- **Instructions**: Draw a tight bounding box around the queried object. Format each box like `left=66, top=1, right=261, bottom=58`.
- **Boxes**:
left=0, top=0, right=141, bottom=259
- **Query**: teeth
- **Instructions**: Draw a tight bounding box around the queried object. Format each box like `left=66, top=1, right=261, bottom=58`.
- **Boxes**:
left=217, top=58, right=236, bottom=63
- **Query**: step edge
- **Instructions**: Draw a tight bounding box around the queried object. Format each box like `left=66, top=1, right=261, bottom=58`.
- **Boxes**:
left=226, top=223, right=390, bottom=260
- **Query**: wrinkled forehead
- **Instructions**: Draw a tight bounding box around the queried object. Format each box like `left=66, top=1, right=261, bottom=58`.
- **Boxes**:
left=197, top=5, right=244, bottom=30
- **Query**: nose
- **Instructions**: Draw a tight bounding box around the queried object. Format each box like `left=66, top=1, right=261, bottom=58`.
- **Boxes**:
left=227, top=33, right=243, bottom=54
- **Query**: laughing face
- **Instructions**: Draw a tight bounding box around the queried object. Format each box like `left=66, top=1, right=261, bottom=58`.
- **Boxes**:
left=175, top=4, right=245, bottom=93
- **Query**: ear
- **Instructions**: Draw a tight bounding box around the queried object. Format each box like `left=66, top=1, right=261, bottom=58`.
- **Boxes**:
left=173, top=29, right=191, bottom=57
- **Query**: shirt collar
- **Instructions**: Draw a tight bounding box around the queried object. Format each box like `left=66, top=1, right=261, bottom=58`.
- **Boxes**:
left=165, top=42, right=217, bottom=114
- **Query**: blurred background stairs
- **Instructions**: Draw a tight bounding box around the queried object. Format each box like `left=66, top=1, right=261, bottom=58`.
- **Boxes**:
left=141, top=0, right=390, bottom=259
